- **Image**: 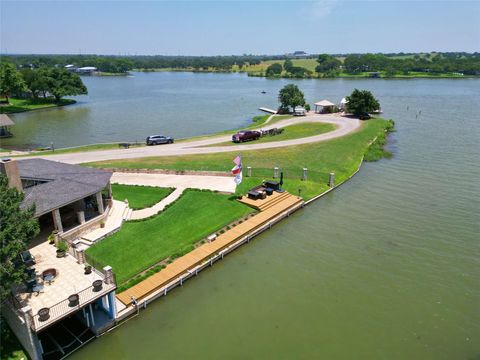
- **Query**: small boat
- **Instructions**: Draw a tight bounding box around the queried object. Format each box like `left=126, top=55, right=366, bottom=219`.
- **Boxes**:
left=261, top=90, right=266, bottom=94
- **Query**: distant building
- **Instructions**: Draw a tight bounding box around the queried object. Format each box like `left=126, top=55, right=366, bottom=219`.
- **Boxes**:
left=286, top=51, right=309, bottom=59
left=64, top=64, right=77, bottom=72
left=76, top=66, right=97, bottom=75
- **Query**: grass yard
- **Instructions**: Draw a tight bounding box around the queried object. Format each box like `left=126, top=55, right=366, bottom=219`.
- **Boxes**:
left=86, top=190, right=253, bottom=283
left=0, top=98, right=75, bottom=114
left=111, top=184, right=174, bottom=210
left=243, top=59, right=319, bottom=74
left=209, top=122, right=336, bottom=147
left=12, top=142, right=145, bottom=157
left=87, top=119, right=392, bottom=200
left=176, top=114, right=291, bottom=143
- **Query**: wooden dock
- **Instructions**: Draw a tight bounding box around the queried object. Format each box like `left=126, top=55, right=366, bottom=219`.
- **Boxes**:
left=259, top=107, right=277, bottom=114
left=116, top=192, right=303, bottom=306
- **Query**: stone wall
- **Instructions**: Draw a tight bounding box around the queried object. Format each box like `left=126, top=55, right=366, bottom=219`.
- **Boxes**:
left=2, top=302, right=42, bottom=360
left=105, top=168, right=233, bottom=177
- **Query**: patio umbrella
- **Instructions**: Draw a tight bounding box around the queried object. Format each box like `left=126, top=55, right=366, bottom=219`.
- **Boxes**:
left=279, top=171, right=284, bottom=187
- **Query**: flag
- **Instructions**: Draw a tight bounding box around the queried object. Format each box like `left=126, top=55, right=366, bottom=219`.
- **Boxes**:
left=233, top=155, right=242, bottom=166
left=231, top=165, right=242, bottom=175
left=231, top=155, right=242, bottom=185
left=234, top=171, right=243, bottom=185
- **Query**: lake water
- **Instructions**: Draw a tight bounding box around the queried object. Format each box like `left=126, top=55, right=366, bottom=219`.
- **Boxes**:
left=12, top=73, right=479, bottom=359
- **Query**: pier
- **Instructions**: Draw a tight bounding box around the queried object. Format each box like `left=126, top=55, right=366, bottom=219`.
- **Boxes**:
left=259, top=107, right=277, bottom=114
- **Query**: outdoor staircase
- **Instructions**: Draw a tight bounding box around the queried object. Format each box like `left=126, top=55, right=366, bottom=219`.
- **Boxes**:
left=78, top=200, right=130, bottom=247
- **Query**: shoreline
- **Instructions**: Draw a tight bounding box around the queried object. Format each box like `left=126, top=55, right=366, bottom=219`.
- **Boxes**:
left=134, top=68, right=478, bottom=79
left=0, top=98, right=76, bottom=114
left=110, top=144, right=373, bottom=328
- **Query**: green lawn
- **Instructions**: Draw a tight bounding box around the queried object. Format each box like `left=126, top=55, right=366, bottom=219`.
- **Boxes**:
left=12, top=142, right=145, bottom=157
left=210, top=122, right=336, bottom=147
left=111, top=184, right=174, bottom=210
left=86, top=190, right=253, bottom=283
left=176, top=114, right=291, bottom=143
left=0, top=318, right=28, bottom=360
left=87, top=119, right=392, bottom=200
left=0, top=98, right=76, bottom=114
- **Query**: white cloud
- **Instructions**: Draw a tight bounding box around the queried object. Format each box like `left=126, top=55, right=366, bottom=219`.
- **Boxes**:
left=310, top=0, right=341, bottom=18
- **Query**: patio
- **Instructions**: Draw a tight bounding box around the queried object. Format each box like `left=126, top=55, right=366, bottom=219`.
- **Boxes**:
left=13, top=241, right=116, bottom=332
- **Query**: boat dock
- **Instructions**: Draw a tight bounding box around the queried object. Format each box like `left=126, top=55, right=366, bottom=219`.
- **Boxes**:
left=259, top=107, right=277, bottom=114
left=116, top=192, right=303, bottom=309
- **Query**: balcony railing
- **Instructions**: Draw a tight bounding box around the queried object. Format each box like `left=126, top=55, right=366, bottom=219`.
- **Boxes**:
left=59, top=202, right=111, bottom=244
left=28, top=277, right=116, bottom=332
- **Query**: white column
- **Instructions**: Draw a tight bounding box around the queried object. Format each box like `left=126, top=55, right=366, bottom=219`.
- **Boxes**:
left=77, top=211, right=85, bottom=224
left=52, top=209, right=63, bottom=233
left=96, top=192, right=104, bottom=214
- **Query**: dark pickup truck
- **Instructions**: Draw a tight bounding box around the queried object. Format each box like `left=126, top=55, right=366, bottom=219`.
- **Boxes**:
left=232, top=130, right=261, bottom=143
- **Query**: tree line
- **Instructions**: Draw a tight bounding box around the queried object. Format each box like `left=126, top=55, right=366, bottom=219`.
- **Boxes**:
left=322, top=53, right=480, bottom=76
left=3, top=52, right=479, bottom=78
left=2, top=54, right=283, bottom=72
left=0, top=62, right=87, bottom=102
left=265, top=52, right=480, bottom=79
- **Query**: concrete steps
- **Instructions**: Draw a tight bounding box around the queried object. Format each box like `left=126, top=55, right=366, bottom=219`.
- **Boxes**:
left=80, top=200, right=129, bottom=245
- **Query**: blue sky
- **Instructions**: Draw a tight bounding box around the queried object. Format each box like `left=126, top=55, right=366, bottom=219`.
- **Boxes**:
left=1, top=0, right=479, bottom=55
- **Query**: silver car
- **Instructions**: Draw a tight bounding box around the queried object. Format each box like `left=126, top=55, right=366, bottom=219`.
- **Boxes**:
left=146, top=135, right=174, bottom=145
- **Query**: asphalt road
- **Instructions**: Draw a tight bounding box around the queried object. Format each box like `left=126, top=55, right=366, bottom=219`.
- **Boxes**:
left=22, top=113, right=361, bottom=164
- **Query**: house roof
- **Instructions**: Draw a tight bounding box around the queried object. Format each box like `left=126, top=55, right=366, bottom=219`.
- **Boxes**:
left=0, top=114, right=15, bottom=127
left=18, top=159, right=112, bottom=217
left=314, top=100, right=336, bottom=107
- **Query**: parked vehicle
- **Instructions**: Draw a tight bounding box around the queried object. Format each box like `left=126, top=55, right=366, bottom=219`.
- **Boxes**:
left=261, top=128, right=284, bottom=137
left=359, top=112, right=371, bottom=120
left=146, top=135, right=174, bottom=145
left=232, top=130, right=261, bottom=143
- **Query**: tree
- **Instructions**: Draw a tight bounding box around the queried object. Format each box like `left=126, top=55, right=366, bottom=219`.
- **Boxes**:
left=44, top=68, right=87, bottom=102
left=315, top=54, right=341, bottom=73
left=0, top=62, right=27, bottom=103
left=284, top=59, right=294, bottom=72
left=286, top=66, right=311, bottom=78
left=0, top=175, right=39, bottom=302
left=345, top=89, right=380, bottom=117
left=278, top=84, right=306, bottom=113
left=266, top=63, right=283, bottom=77
left=20, top=68, right=49, bottom=99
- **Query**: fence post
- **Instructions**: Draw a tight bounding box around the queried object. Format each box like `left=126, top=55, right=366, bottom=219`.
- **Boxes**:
left=76, top=249, right=86, bottom=264
left=103, top=266, right=114, bottom=285
left=329, top=172, right=335, bottom=187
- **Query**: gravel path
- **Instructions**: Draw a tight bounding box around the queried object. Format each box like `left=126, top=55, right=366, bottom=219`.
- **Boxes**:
left=21, top=113, right=361, bottom=164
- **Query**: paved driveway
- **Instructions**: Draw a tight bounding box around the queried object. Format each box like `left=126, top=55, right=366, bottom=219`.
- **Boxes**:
left=21, top=114, right=361, bottom=164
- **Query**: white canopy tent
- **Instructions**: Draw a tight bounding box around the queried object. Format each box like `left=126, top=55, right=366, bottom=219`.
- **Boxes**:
left=314, top=100, right=336, bottom=113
